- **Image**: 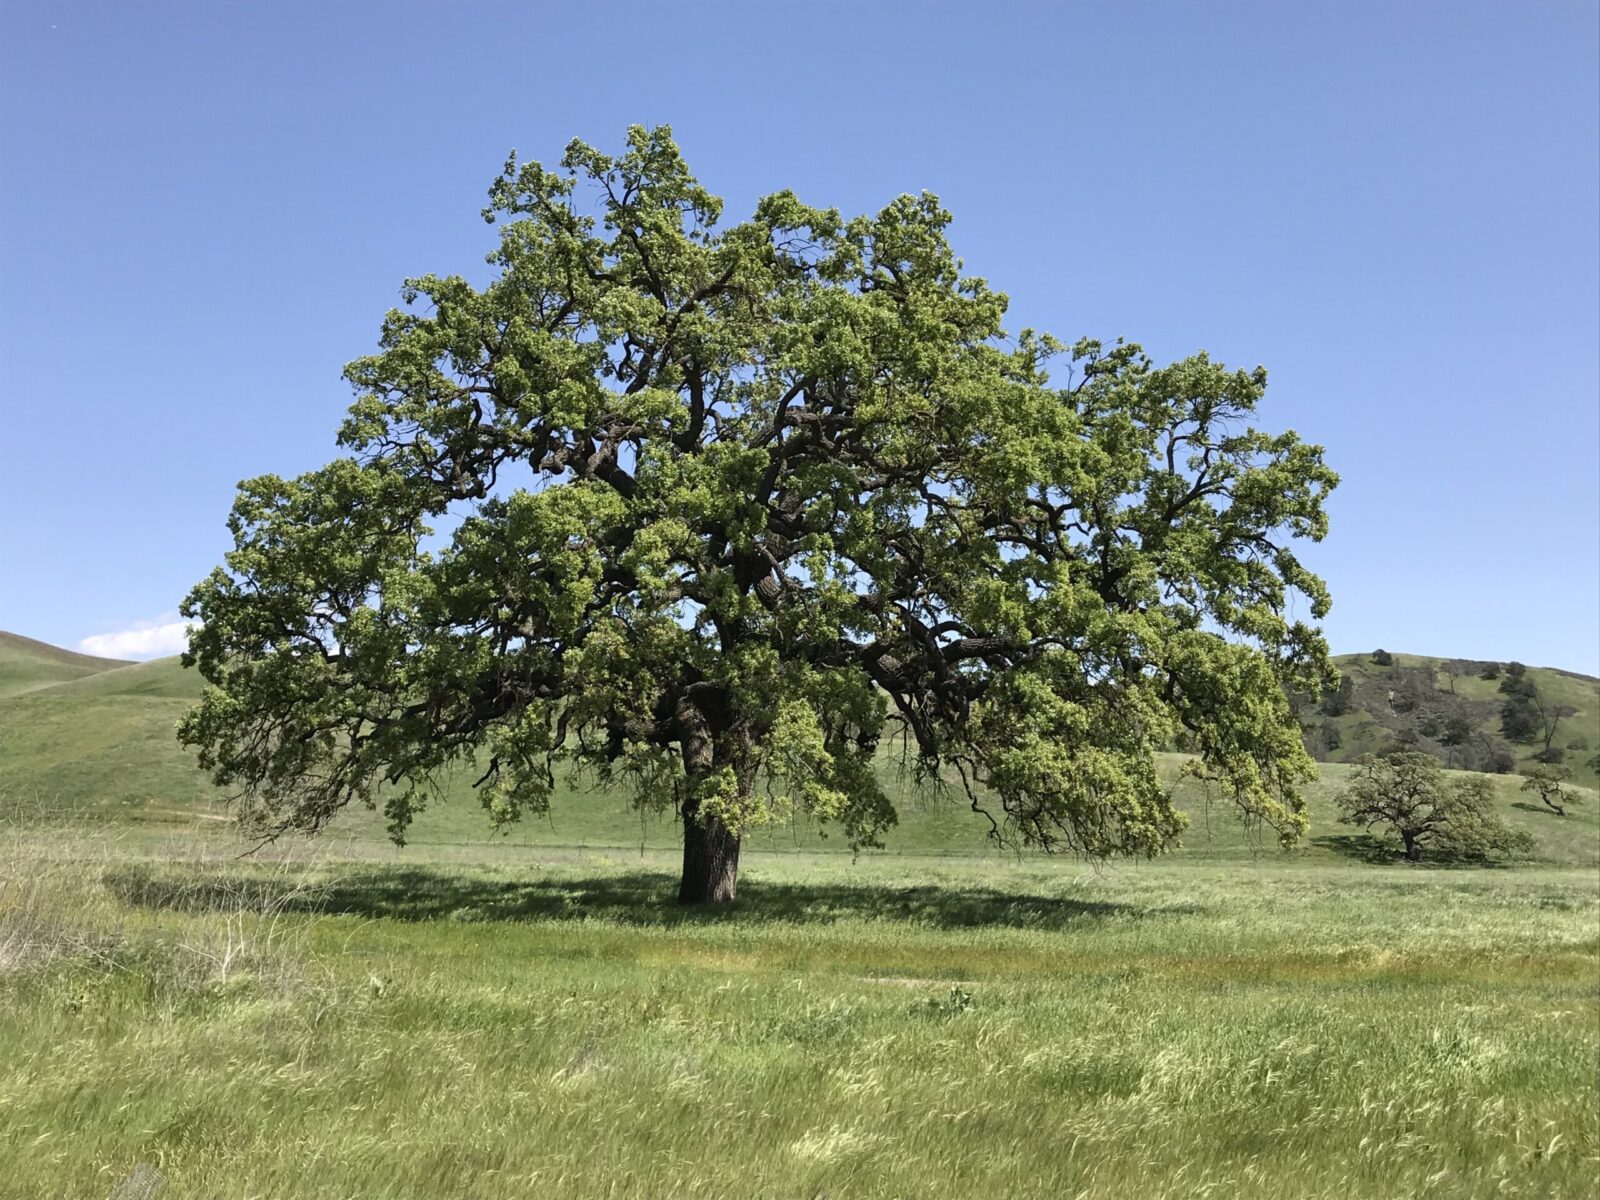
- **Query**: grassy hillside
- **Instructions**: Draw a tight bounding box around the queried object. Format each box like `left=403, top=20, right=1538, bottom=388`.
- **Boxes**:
left=2, top=635, right=1595, bottom=867
left=0, top=631, right=128, bottom=698
left=1299, top=652, right=1600, bottom=790
left=0, top=654, right=221, bottom=821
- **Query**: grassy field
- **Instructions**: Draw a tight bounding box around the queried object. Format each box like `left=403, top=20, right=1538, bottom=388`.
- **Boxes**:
left=1, top=636, right=1598, bottom=1197
left=3, top=829, right=1596, bottom=1199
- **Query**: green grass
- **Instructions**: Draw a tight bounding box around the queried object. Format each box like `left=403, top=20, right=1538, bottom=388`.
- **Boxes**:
left=0, top=655, right=223, bottom=820
left=1, top=634, right=1597, bottom=1196
left=2, top=831, right=1596, bottom=1199
left=0, top=630, right=127, bottom=699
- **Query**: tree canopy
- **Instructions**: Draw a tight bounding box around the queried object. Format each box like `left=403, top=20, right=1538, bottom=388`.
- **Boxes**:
left=180, top=126, right=1338, bottom=902
left=1336, top=752, right=1533, bottom=862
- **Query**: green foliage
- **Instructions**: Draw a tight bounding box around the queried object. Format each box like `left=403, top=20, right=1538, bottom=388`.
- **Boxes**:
left=1319, top=674, right=1354, bottom=717
left=1371, top=648, right=1392, bottom=666
left=1484, top=743, right=1518, bottom=774
left=1440, top=712, right=1475, bottom=747
left=1335, top=752, right=1534, bottom=863
left=178, top=127, right=1337, bottom=892
left=1499, top=694, right=1541, bottom=743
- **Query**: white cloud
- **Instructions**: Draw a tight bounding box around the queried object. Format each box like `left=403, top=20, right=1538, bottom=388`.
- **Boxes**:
left=79, top=616, right=196, bottom=661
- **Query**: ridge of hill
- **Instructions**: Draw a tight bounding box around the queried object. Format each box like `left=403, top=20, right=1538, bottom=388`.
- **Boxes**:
left=0, top=630, right=131, bottom=699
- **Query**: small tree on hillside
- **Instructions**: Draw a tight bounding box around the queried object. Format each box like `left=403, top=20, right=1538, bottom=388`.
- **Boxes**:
left=1319, top=674, right=1355, bottom=717
left=1438, top=711, right=1475, bottom=768
left=1535, top=697, right=1578, bottom=758
left=1335, top=752, right=1533, bottom=863
left=1477, top=734, right=1518, bottom=775
left=1500, top=693, right=1540, bottom=743
left=178, top=127, right=1339, bottom=904
left=1498, top=671, right=1577, bottom=756
left=1520, top=766, right=1580, bottom=817
left=1440, top=660, right=1473, bottom=695
left=1372, top=649, right=1393, bottom=667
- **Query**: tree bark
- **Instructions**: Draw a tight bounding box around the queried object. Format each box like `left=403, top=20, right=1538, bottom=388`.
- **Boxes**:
left=679, top=804, right=741, bottom=904
left=1402, top=833, right=1422, bottom=862
left=675, top=700, right=742, bottom=904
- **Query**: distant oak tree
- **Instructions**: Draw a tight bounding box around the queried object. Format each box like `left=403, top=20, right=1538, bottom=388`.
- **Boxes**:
left=179, top=127, right=1338, bottom=903
left=1335, top=752, right=1532, bottom=863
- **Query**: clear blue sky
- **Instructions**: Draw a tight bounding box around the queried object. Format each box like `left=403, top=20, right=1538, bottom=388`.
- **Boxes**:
left=2, top=1, right=1596, bottom=670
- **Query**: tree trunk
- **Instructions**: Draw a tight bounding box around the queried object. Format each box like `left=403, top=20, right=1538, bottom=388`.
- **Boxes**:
left=674, top=701, right=742, bottom=904
left=1402, top=834, right=1422, bottom=862
left=679, top=805, right=741, bottom=904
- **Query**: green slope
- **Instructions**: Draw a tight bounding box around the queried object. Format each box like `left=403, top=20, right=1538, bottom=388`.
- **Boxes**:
left=0, top=630, right=129, bottom=698
left=1298, top=652, right=1600, bottom=790
left=32, top=653, right=205, bottom=700
left=1, top=634, right=1595, bottom=866
left=0, top=653, right=218, bottom=820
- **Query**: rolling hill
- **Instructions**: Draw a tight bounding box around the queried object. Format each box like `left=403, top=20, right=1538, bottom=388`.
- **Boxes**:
left=0, top=632, right=1596, bottom=864
left=1303, top=652, right=1600, bottom=791
left=0, top=630, right=131, bottom=698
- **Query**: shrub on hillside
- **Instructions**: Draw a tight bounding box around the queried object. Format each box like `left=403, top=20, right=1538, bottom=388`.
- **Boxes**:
left=1319, top=675, right=1355, bottom=718
left=1482, top=744, right=1518, bottom=775
left=1498, top=663, right=1532, bottom=695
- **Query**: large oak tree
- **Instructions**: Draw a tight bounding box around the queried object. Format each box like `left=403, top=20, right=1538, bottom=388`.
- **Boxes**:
left=181, top=127, right=1337, bottom=903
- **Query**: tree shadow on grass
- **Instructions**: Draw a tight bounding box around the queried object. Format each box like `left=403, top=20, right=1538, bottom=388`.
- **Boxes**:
left=1510, top=802, right=1560, bottom=817
left=104, top=863, right=1156, bottom=931
left=1310, top=833, right=1525, bottom=870
left=1310, top=833, right=1395, bottom=863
